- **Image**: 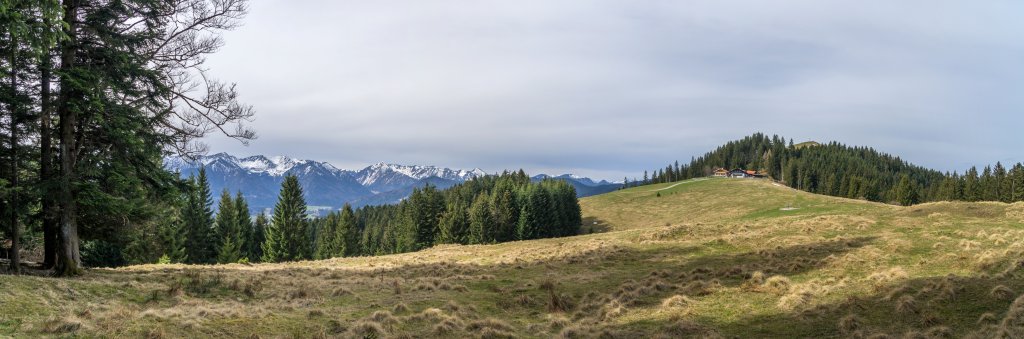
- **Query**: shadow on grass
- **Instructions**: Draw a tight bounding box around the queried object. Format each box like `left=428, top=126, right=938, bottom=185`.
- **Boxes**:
left=700, top=269, right=1024, bottom=338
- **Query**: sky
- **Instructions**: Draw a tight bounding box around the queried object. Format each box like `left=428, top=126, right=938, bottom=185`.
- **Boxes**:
left=201, top=0, right=1024, bottom=181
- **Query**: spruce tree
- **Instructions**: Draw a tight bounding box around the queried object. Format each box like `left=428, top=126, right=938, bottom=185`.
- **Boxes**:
left=964, top=167, right=980, bottom=201
left=437, top=201, right=470, bottom=244
left=314, top=212, right=339, bottom=259
left=468, top=193, right=494, bottom=244
left=263, top=175, right=309, bottom=262
left=408, top=185, right=443, bottom=249
left=214, top=189, right=238, bottom=263
left=490, top=182, right=519, bottom=242
left=895, top=175, right=919, bottom=206
left=161, top=219, right=188, bottom=264
left=1010, top=164, right=1024, bottom=202
left=182, top=169, right=216, bottom=264
left=250, top=213, right=268, bottom=262
left=234, top=192, right=252, bottom=261
left=338, top=204, right=360, bottom=257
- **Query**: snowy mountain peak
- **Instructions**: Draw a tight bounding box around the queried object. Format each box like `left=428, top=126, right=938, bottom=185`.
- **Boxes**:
left=354, top=162, right=486, bottom=188
left=164, top=153, right=619, bottom=210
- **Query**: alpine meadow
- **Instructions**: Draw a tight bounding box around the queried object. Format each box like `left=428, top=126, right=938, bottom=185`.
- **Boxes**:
left=3, top=1, right=1024, bottom=338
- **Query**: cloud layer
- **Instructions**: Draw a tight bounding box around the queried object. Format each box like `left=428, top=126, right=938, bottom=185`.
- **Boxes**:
left=202, top=0, right=1024, bottom=180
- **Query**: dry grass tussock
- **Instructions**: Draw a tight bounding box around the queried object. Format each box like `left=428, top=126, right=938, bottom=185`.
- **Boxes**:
left=867, top=267, right=909, bottom=290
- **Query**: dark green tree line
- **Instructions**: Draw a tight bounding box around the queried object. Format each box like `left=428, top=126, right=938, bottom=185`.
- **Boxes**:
left=633, top=133, right=1024, bottom=206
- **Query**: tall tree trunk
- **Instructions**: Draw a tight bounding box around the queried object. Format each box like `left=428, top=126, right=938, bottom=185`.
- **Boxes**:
left=8, top=31, right=21, bottom=274
left=40, top=51, right=56, bottom=269
left=55, top=0, right=82, bottom=276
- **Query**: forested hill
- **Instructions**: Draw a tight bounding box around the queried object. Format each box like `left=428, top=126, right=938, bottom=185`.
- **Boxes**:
left=634, top=133, right=1022, bottom=206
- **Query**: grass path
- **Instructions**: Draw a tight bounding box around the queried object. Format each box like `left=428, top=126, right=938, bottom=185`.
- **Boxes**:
left=648, top=177, right=708, bottom=191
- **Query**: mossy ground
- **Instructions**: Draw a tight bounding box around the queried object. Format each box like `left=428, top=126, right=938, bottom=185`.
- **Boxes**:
left=4, top=178, right=1024, bottom=338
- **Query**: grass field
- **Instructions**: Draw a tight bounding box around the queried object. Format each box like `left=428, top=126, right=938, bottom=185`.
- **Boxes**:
left=4, top=178, right=1024, bottom=338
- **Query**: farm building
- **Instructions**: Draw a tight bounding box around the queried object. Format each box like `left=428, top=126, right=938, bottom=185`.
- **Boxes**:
left=713, top=168, right=766, bottom=178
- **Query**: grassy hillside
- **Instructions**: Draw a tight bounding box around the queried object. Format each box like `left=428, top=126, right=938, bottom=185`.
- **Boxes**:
left=4, top=178, right=1024, bottom=338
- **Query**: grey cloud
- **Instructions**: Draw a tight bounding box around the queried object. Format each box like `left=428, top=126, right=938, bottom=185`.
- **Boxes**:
left=202, top=0, right=1024, bottom=180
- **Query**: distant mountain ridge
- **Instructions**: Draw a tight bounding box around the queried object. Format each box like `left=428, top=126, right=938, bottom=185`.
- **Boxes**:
left=165, top=153, right=620, bottom=213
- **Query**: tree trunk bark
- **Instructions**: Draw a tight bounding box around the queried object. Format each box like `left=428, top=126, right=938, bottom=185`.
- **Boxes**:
left=55, top=0, right=82, bottom=276
left=8, top=31, right=21, bottom=274
left=40, top=51, right=56, bottom=269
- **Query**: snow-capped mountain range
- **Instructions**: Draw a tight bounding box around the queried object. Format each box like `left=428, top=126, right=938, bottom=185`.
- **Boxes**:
left=165, top=153, right=620, bottom=213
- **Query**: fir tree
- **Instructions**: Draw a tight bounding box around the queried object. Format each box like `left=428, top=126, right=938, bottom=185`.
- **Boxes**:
left=337, top=204, right=360, bottom=257
left=468, top=193, right=494, bottom=244
left=314, top=212, right=339, bottom=259
left=234, top=192, right=253, bottom=261
left=182, top=168, right=216, bottom=264
left=437, top=201, right=470, bottom=244
left=490, top=182, right=519, bottom=242
left=161, top=219, right=188, bottom=264
left=964, top=167, right=980, bottom=201
left=895, top=175, right=919, bottom=206
left=250, top=213, right=268, bottom=262
left=1012, top=163, right=1024, bottom=202
left=263, top=175, right=310, bottom=262
left=214, top=189, right=238, bottom=263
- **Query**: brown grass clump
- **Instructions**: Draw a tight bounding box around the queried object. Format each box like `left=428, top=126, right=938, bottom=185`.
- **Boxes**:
left=600, top=300, right=625, bottom=320
left=42, top=316, right=83, bottom=334
left=777, top=286, right=814, bottom=311
left=408, top=308, right=448, bottom=323
left=393, top=303, right=410, bottom=314
left=660, top=295, right=694, bottom=308
left=748, top=271, right=766, bottom=285
left=331, top=287, right=352, bottom=297
left=346, top=320, right=387, bottom=338
left=465, top=318, right=515, bottom=338
left=895, top=295, right=918, bottom=315
left=762, top=275, right=791, bottom=295
left=286, top=288, right=310, bottom=300
left=868, top=267, right=909, bottom=290
left=367, top=310, right=398, bottom=325
left=547, top=316, right=570, bottom=332
left=993, top=294, right=1024, bottom=337
left=505, top=294, right=535, bottom=309
left=992, top=285, right=1015, bottom=300
left=415, top=282, right=436, bottom=291
left=547, top=291, right=575, bottom=313
left=326, top=319, right=346, bottom=334
left=433, top=317, right=465, bottom=335
left=838, top=314, right=861, bottom=336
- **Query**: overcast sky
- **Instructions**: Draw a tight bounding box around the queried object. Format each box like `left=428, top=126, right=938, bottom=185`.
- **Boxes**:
left=201, top=0, right=1024, bottom=181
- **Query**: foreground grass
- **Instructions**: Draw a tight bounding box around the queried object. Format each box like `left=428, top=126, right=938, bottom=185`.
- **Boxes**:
left=4, top=178, right=1024, bottom=338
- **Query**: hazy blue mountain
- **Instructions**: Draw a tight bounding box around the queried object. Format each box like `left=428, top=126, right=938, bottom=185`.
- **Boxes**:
left=165, top=153, right=618, bottom=213
left=531, top=174, right=622, bottom=197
